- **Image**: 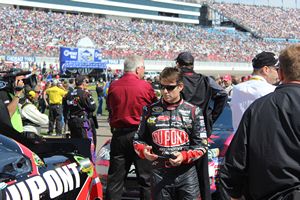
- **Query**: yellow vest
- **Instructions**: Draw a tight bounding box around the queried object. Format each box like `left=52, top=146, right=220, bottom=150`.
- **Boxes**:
left=9, top=93, right=23, bottom=132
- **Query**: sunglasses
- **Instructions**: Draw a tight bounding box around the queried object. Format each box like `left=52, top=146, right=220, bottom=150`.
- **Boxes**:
left=84, top=80, right=89, bottom=83
left=159, top=84, right=178, bottom=91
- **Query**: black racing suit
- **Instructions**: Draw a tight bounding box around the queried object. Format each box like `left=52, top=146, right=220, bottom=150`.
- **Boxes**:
left=65, top=87, right=96, bottom=161
left=134, top=98, right=208, bottom=200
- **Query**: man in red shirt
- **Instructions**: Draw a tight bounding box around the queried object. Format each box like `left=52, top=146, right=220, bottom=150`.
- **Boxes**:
left=106, top=55, right=157, bottom=200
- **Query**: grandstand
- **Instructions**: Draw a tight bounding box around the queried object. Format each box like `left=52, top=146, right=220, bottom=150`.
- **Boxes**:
left=209, top=2, right=300, bottom=40
left=0, top=0, right=298, bottom=75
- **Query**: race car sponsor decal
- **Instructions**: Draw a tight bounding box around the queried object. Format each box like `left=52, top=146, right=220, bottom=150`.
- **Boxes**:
left=178, top=109, right=190, bottom=116
left=6, top=162, right=80, bottom=200
left=157, top=115, right=170, bottom=121
left=152, top=129, right=189, bottom=147
left=171, top=116, right=181, bottom=121
left=171, top=121, right=183, bottom=127
left=182, top=116, right=192, bottom=124
left=200, top=121, right=205, bottom=129
left=33, top=153, right=45, bottom=166
left=152, top=106, right=163, bottom=113
left=200, top=132, right=207, bottom=138
left=147, top=116, right=156, bottom=125
left=155, top=123, right=169, bottom=127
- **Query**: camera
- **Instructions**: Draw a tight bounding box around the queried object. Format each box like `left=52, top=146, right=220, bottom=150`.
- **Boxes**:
left=0, top=68, right=37, bottom=93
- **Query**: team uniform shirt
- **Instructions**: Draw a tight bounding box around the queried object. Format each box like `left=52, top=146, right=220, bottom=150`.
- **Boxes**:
left=21, top=100, right=49, bottom=134
left=65, top=87, right=96, bottom=117
left=45, top=86, right=67, bottom=105
left=65, top=88, right=97, bottom=161
left=133, top=98, right=208, bottom=167
left=220, top=83, right=300, bottom=200
left=230, top=75, right=276, bottom=132
left=107, top=73, right=157, bottom=128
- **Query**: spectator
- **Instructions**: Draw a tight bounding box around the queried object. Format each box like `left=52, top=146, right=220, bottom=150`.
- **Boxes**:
left=146, top=77, right=153, bottom=85
left=175, top=51, right=228, bottom=200
left=21, top=87, right=48, bottom=141
left=152, top=75, right=160, bottom=90
left=133, top=67, right=207, bottom=200
left=230, top=51, right=279, bottom=132
left=44, top=79, right=67, bottom=135
left=211, top=3, right=300, bottom=39
left=39, top=81, right=51, bottom=113
left=241, top=76, right=249, bottom=82
left=220, top=44, right=300, bottom=200
left=95, top=80, right=104, bottom=117
left=68, top=78, right=75, bottom=91
left=215, top=76, right=223, bottom=87
left=0, top=6, right=294, bottom=63
left=106, top=55, right=157, bottom=200
left=65, top=75, right=97, bottom=161
left=62, top=79, right=74, bottom=134
left=231, top=75, right=241, bottom=85
left=223, top=74, right=233, bottom=96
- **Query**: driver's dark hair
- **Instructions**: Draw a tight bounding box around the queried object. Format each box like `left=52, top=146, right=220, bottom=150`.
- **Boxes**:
left=159, top=67, right=183, bottom=84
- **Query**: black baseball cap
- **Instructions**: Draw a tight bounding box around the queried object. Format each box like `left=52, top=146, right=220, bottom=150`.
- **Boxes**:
left=175, top=52, right=194, bottom=66
left=252, top=51, right=278, bottom=69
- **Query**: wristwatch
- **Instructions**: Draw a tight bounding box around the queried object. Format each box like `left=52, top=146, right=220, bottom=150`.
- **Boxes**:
left=15, top=95, right=21, bottom=99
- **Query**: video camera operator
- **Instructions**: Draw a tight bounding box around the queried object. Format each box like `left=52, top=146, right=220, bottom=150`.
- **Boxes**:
left=0, top=68, right=33, bottom=132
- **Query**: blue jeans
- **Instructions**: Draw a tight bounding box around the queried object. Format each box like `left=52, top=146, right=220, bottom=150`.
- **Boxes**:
left=97, top=97, right=103, bottom=115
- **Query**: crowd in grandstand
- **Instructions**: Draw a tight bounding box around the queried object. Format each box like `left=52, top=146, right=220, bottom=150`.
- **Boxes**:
left=210, top=2, right=300, bottom=39
left=0, top=6, right=296, bottom=62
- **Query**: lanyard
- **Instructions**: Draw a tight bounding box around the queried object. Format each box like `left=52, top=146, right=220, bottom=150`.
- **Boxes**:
left=249, top=76, right=265, bottom=81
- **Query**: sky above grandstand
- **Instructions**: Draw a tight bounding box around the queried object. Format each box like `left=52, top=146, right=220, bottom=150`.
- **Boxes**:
left=215, top=0, right=299, bottom=8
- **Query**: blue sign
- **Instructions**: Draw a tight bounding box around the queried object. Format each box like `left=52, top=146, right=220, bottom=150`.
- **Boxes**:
left=59, top=47, right=107, bottom=73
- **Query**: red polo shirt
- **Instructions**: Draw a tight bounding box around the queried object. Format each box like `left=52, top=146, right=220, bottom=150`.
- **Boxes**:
left=107, top=73, right=157, bottom=128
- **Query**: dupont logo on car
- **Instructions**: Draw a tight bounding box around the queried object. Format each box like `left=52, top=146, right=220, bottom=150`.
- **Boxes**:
left=157, top=115, right=170, bottom=121
left=152, top=129, right=189, bottom=147
left=6, top=162, right=80, bottom=199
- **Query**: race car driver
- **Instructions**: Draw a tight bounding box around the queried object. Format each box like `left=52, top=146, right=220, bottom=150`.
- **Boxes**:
left=133, top=67, right=208, bottom=200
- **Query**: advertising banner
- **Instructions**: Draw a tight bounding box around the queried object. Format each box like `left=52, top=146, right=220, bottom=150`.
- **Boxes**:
left=5, top=56, right=36, bottom=63
left=60, top=47, right=107, bottom=73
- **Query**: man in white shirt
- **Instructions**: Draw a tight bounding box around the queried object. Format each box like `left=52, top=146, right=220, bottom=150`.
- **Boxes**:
left=231, top=51, right=279, bottom=132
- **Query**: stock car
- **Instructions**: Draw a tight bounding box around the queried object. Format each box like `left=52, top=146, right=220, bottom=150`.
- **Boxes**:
left=96, top=102, right=234, bottom=199
left=0, top=109, right=103, bottom=199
